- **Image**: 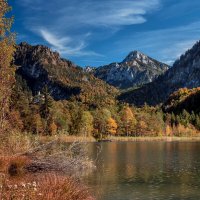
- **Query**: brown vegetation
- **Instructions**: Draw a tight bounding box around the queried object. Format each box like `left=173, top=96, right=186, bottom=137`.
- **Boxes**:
left=0, top=172, right=94, bottom=200
left=0, top=134, right=95, bottom=200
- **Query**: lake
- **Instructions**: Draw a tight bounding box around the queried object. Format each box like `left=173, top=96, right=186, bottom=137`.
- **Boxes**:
left=84, top=141, right=200, bottom=200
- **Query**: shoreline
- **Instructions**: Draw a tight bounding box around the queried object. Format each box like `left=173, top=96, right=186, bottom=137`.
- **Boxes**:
left=39, top=135, right=200, bottom=143
left=107, top=136, right=200, bottom=142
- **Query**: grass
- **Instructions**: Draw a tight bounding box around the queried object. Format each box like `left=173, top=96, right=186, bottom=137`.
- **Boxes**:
left=0, top=132, right=96, bottom=200
left=107, top=135, right=200, bottom=142
left=0, top=172, right=95, bottom=200
left=39, top=134, right=96, bottom=143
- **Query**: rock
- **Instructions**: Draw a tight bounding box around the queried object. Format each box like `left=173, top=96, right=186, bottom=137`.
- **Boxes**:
left=94, top=51, right=169, bottom=89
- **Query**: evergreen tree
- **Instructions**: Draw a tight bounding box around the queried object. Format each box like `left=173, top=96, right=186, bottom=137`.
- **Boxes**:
left=40, top=85, right=54, bottom=134
left=171, top=112, right=176, bottom=126
left=195, top=115, right=200, bottom=130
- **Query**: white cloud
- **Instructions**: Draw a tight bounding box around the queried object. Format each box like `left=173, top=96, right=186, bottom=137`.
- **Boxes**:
left=18, top=0, right=161, bottom=28
left=17, top=0, right=161, bottom=59
left=39, top=29, right=101, bottom=57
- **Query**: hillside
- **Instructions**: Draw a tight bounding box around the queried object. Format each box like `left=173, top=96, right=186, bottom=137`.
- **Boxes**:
left=118, top=41, right=200, bottom=106
left=163, top=87, right=200, bottom=114
left=94, top=51, right=169, bottom=89
left=14, top=42, right=118, bottom=107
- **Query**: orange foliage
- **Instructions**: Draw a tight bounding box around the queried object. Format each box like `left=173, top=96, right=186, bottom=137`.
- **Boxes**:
left=107, top=117, right=118, bottom=135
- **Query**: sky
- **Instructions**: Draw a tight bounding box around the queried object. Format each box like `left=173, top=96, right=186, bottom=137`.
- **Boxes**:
left=9, top=0, right=200, bottom=67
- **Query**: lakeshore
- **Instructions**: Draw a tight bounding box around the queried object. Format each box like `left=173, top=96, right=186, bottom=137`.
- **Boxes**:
left=40, top=134, right=200, bottom=143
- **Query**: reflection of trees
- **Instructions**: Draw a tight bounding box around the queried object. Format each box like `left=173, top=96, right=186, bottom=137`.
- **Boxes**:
left=85, top=142, right=200, bottom=199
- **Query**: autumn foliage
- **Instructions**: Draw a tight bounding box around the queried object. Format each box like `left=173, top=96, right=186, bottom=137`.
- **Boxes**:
left=0, top=0, right=15, bottom=133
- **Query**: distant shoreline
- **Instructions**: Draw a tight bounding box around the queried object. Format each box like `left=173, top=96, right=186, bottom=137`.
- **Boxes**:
left=40, top=135, right=200, bottom=143
left=107, top=136, right=200, bottom=142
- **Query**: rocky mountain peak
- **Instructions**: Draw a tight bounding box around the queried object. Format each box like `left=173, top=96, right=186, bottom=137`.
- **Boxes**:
left=123, top=50, right=149, bottom=63
left=94, top=51, right=169, bottom=89
left=17, top=42, right=61, bottom=62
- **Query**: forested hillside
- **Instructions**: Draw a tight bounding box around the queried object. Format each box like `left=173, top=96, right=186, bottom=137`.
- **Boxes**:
left=118, top=41, right=200, bottom=106
left=15, top=42, right=118, bottom=107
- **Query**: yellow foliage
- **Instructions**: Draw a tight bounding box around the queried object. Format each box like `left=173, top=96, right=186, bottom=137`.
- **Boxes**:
left=107, top=117, right=118, bottom=135
left=121, top=106, right=137, bottom=136
left=139, top=121, right=147, bottom=130
left=165, top=125, right=173, bottom=136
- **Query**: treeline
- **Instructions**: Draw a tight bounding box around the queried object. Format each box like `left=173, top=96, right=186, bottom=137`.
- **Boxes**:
left=164, top=110, right=200, bottom=136
left=10, top=78, right=163, bottom=138
left=9, top=76, right=200, bottom=138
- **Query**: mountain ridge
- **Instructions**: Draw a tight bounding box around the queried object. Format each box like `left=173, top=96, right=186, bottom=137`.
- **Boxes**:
left=14, top=42, right=118, bottom=107
left=118, top=40, right=200, bottom=106
left=93, top=50, right=169, bottom=89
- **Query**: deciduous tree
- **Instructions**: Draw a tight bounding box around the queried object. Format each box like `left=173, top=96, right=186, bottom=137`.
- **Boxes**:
left=107, top=117, right=118, bottom=135
left=121, top=106, right=137, bottom=136
left=0, top=0, right=15, bottom=133
left=79, top=111, right=93, bottom=137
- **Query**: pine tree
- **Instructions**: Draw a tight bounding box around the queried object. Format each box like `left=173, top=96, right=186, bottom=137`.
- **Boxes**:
left=40, top=86, right=53, bottom=118
left=40, top=85, right=54, bottom=134
left=195, top=115, right=200, bottom=130
left=171, top=112, right=176, bottom=126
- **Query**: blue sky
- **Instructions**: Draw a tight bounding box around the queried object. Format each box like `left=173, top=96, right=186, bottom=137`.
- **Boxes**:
left=10, top=0, right=200, bottom=67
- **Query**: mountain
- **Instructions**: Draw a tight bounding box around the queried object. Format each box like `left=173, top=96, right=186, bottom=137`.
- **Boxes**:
left=14, top=42, right=118, bottom=107
left=94, top=51, right=169, bottom=89
left=118, top=41, right=200, bottom=106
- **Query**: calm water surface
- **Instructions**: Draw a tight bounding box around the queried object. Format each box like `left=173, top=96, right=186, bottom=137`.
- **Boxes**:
left=84, top=142, right=200, bottom=200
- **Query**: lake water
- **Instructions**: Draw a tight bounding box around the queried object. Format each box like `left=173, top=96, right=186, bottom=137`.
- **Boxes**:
left=84, top=142, right=200, bottom=200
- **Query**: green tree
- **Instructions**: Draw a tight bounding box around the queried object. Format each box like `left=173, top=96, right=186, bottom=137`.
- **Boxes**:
left=79, top=111, right=94, bottom=137
left=180, top=109, right=190, bottom=126
left=195, top=115, right=200, bottom=130
left=93, top=108, right=111, bottom=139
left=171, top=112, right=176, bottom=126
left=53, top=101, right=71, bottom=134
left=40, top=85, right=54, bottom=134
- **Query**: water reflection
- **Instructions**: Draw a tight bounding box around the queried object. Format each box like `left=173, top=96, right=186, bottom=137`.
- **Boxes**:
left=85, top=142, right=200, bottom=200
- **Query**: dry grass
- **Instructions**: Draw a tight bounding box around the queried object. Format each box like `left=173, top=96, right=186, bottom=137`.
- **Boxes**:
left=0, top=156, right=30, bottom=177
left=108, top=135, right=200, bottom=142
left=0, top=173, right=95, bottom=200
left=0, top=132, right=38, bottom=156
left=0, top=132, right=96, bottom=199
left=39, top=134, right=96, bottom=143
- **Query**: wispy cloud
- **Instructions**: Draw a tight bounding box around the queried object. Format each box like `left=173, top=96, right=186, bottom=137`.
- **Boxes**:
left=16, top=0, right=161, bottom=58
left=18, top=0, right=160, bottom=28
left=39, top=29, right=101, bottom=57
